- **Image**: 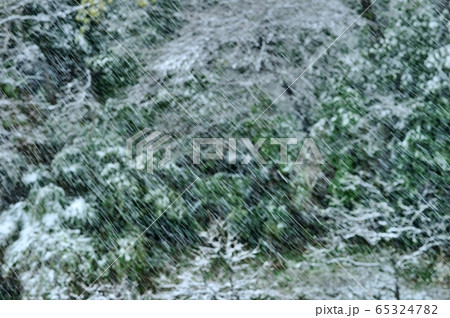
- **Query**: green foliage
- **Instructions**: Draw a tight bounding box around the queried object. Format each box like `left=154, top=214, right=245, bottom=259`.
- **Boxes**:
left=311, top=0, right=449, bottom=257
left=1, top=0, right=448, bottom=299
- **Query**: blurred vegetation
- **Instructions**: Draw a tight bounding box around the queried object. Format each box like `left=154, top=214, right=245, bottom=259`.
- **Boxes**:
left=0, top=0, right=448, bottom=299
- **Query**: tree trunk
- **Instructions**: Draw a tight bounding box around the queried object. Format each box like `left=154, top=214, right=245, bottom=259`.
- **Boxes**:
left=361, top=0, right=384, bottom=39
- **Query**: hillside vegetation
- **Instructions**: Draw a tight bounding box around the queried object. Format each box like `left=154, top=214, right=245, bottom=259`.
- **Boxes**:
left=0, top=0, right=448, bottom=299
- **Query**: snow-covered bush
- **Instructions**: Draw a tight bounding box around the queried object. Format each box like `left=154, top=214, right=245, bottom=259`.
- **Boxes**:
left=0, top=186, right=100, bottom=299
left=156, top=221, right=278, bottom=299
left=309, top=0, right=449, bottom=286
